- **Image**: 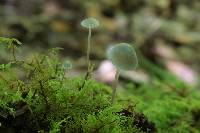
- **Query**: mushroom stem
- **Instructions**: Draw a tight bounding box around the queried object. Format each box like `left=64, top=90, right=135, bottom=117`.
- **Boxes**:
left=111, top=69, right=120, bottom=104
left=87, top=28, right=92, bottom=73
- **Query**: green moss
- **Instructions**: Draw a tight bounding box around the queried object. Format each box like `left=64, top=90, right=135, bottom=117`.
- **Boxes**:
left=0, top=37, right=200, bottom=133
left=0, top=38, right=149, bottom=132
left=123, top=79, right=200, bottom=133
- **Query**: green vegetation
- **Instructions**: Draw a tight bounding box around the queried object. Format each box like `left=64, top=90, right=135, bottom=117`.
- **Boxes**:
left=0, top=37, right=154, bottom=133
left=0, top=37, right=200, bottom=133
left=123, top=81, right=200, bottom=133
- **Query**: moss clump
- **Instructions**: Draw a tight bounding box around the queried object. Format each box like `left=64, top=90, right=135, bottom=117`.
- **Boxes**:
left=1, top=37, right=200, bottom=133
left=122, top=78, right=200, bottom=133
left=0, top=37, right=154, bottom=133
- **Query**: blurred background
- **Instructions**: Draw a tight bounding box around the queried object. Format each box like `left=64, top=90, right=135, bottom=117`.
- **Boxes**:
left=0, top=0, right=200, bottom=87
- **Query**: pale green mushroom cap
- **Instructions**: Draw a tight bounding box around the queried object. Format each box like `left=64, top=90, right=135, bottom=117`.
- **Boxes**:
left=81, top=17, right=99, bottom=29
left=107, top=43, right=138, bottom=70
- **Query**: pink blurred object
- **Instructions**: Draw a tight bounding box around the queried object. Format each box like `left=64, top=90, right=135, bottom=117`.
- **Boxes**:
left=154, top=42, right=178, bottom=60
left=166, top=60, right=197, bottom=85
left=95, top=60, right=117, bottom=83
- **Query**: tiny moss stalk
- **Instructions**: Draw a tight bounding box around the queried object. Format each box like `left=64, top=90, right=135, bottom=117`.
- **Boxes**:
left=111, top=70, right=120, bottom=104
left=87, top=28, right=92, bottom=73
left=11, top=45, right=16, bottom=61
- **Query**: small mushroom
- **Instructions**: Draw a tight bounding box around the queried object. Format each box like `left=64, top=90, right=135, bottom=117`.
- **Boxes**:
left=81, top=17, right=99, bottom=77
left=107, top=43, right=138, bottom=104
left=79, top=17, right=100, bottom=89
left=81, top=17, right=100, bottom=29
